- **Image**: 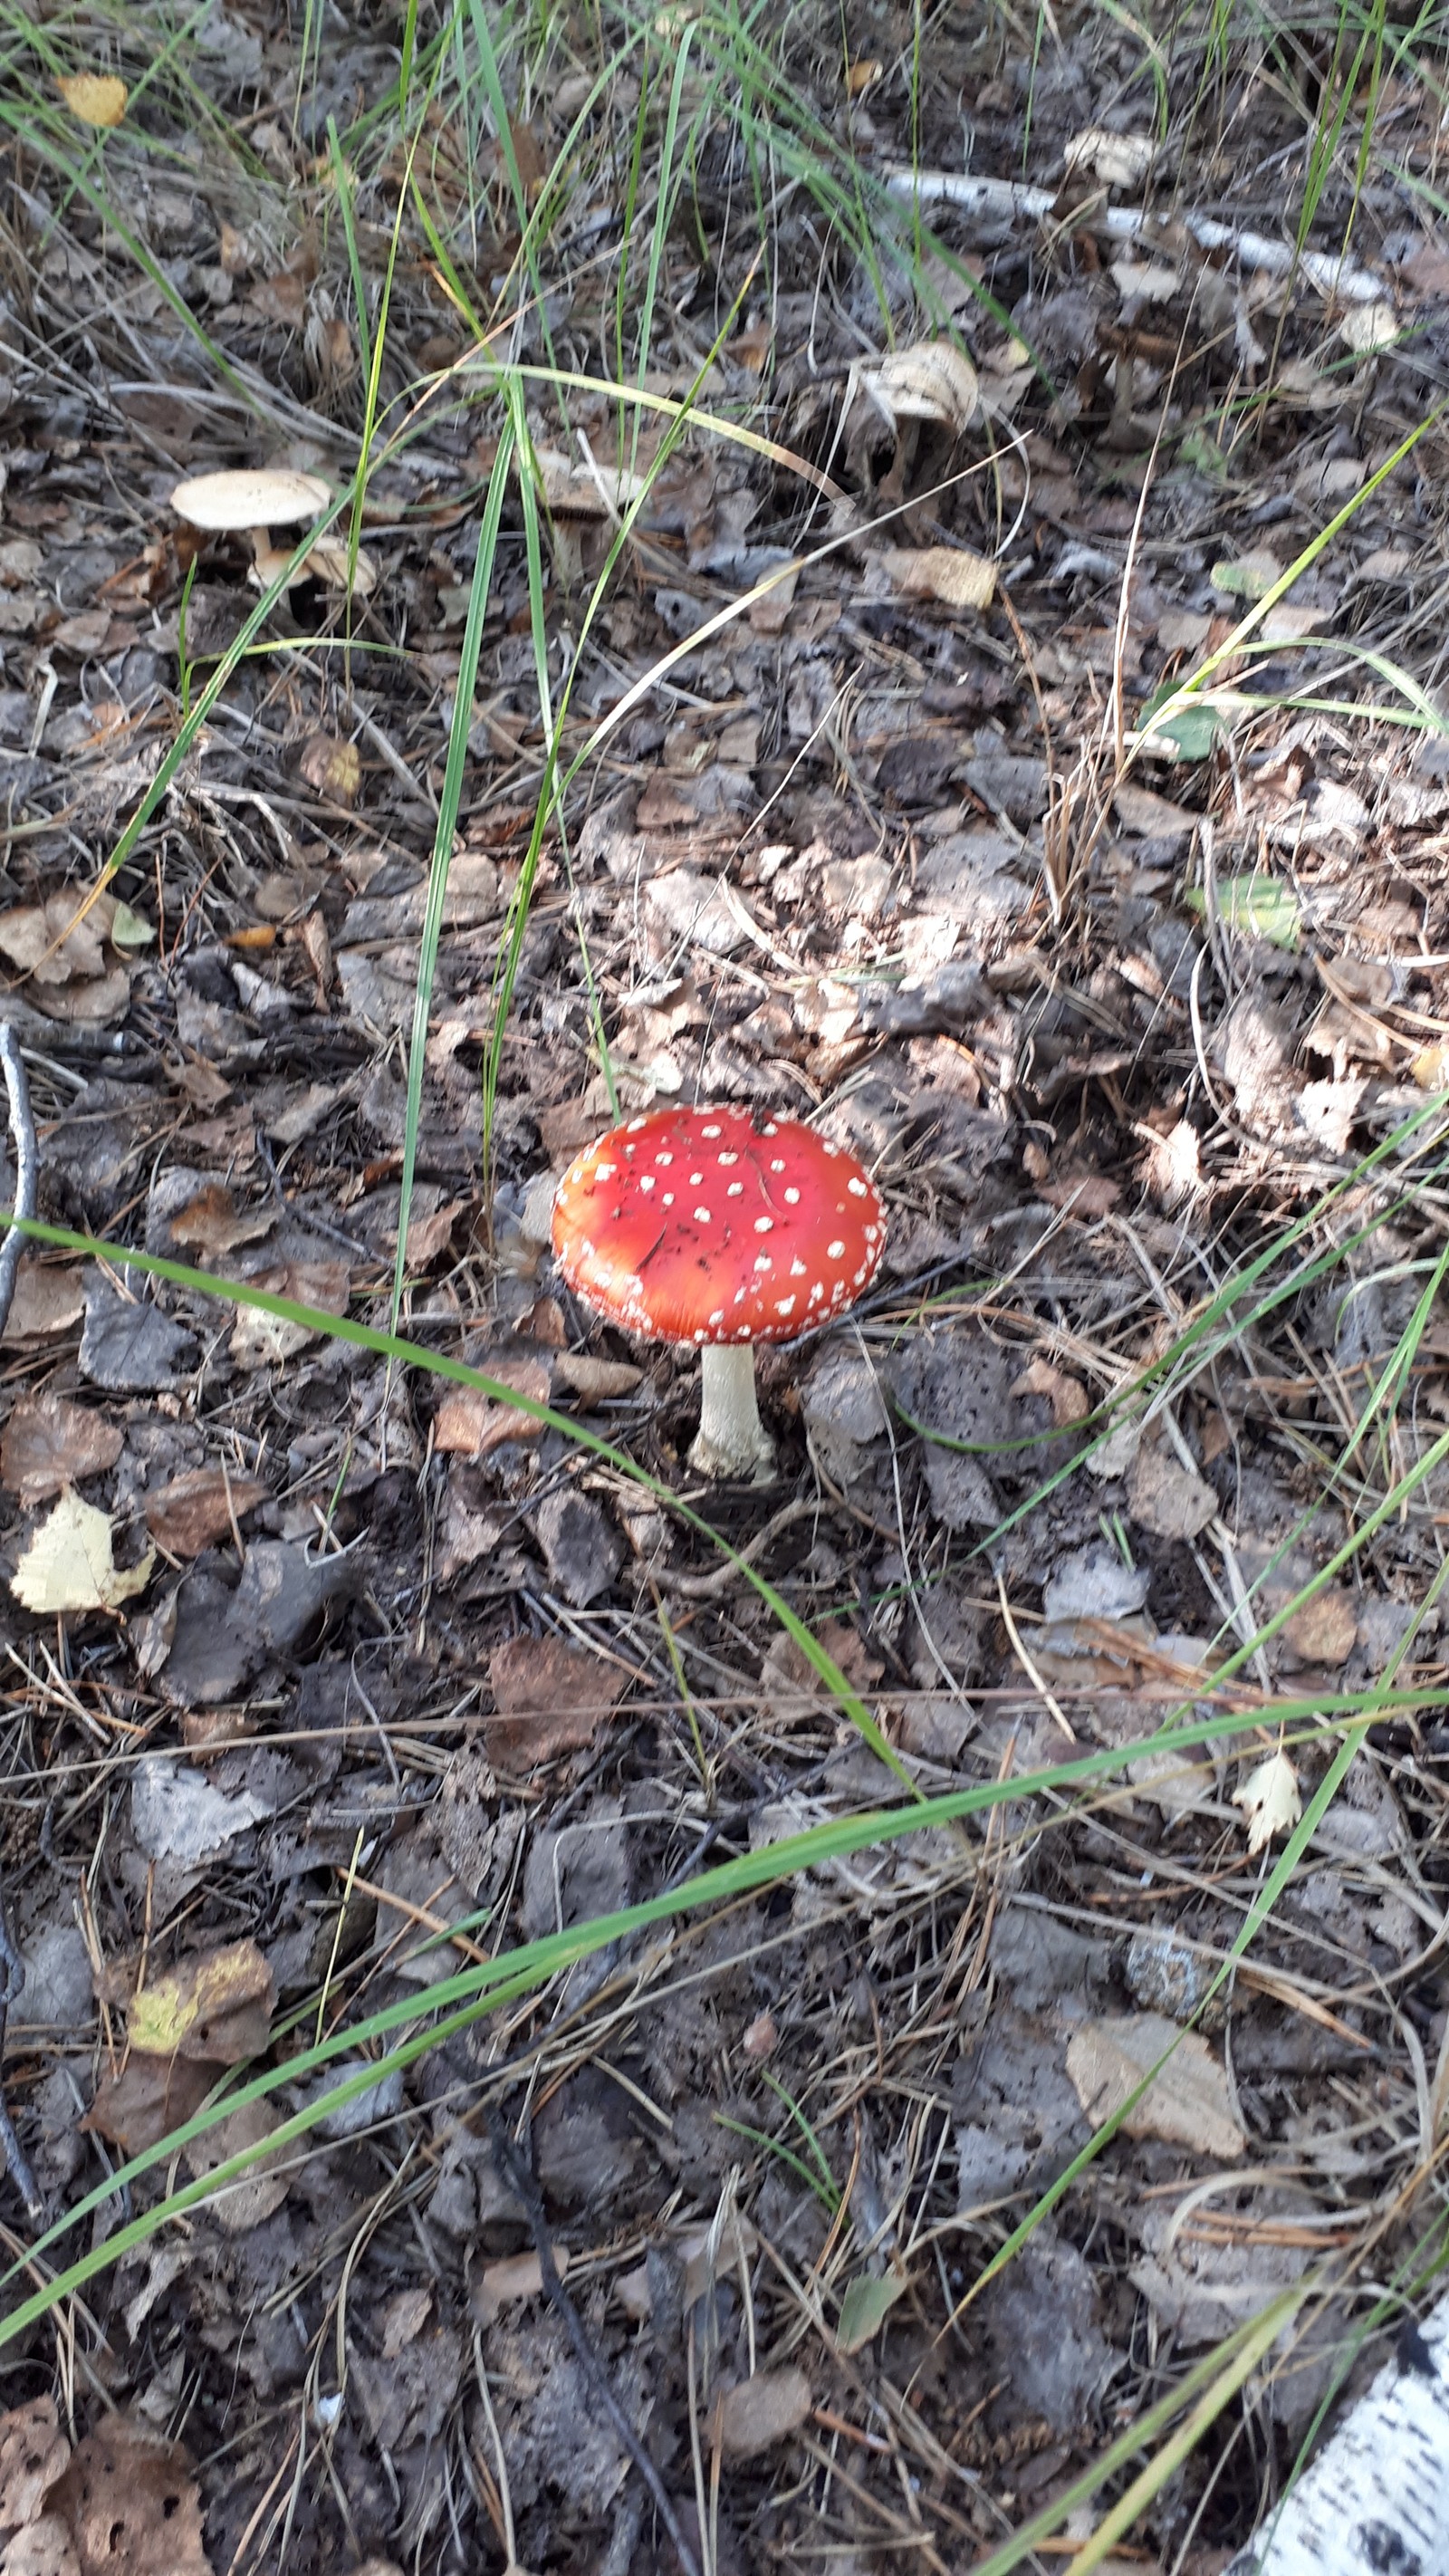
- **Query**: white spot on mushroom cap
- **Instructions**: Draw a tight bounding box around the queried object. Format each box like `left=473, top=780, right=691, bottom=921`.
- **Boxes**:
left=791, top=1257, right=807, bottom=1277
left=754, top=1216, right=772, bottom=1233
left=689, top=1170, right=703, bottom=1184
left=708, top=1308, right=725, bottom=1327
left=695, top=1206, right=711, bottom=1222
left=827, top=1238, right=845, bottom=1259
left=775, top=1296, right=796, bottom=1317
left=754, top=1254, right=772, bottom=1272
left=718, top=1151, right=738, bottom=1166
left=727, top=1182, right=744, bottom=1197
left=656, top=1151, right=673, bottom=1166
left=662, top=1191, right=675, bottom=1206
left=784, top=1187, right=800, bottom=1204
left=595, top=1161, right=616, bottom=1178
left=769, top=1158, right=785, bottom=1172
left=639, top=1174, right=656, bottom=1192
left=702, top=1123, right=721, bottom=1138
left=848, top=1177, right=868, bottom=1196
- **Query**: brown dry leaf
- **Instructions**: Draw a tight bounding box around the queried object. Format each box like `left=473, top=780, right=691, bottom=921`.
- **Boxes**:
left=435, top=1358, right=550, bottom=1457
left=228, top=1261, right=350, bottom=1368
left=1127, top=1442, right=1217, bottom=1541
left=883, top=543, right=994, bottom=611
left=1283, top=1585, right=1358, bottom=1666
left=0, top=894, right=131, bottom=1023
left=715, top=2367, right=813, bottom=2458
left=1234, top=1749, right=1301, bottom=1856
left=486, top=1631, right=624, bottom=1768
left=10, top=1495, right=154, bottom=1617
left=1, top=1395, right=123, bottom=1506
left=127, top=1937, right=274, bottom=2061
left=251, top=269, right=307, bottom=325
left=1066, top=2015, right=1245, bottom=2158
left=182, top=2098, right=289, bottom=2232
left=1114, top=783, right=1196, bottom=843
left=56, top=72, right=127, bottom=127
left=163, top=1183, right=273, bottom=1258
left=472, top=2247, right=571, bottom=2327
left=861, top=339, right=978, bottom=432
left=402, top=1197, right=465, bottom=1267
left=0, top=2396, right=69, bottom=2533
left=83, top=2053, right=212, bottom=2155
left=45, top=2417, right=208, bottom=2576
left=1010, top=1356, right=1089, bottom=1426
left=1, top=1266, right=85, bottom=1344
left=300, top=733, right=361, bottom=805
left=144, top=1466, right=269, bottom=1559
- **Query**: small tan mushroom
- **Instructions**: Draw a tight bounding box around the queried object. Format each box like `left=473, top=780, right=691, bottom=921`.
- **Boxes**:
left=170, top=468, right=376, bottom=596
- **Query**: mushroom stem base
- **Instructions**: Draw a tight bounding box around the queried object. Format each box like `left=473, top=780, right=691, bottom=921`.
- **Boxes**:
left=689, top=1342, right=774, bottom=1483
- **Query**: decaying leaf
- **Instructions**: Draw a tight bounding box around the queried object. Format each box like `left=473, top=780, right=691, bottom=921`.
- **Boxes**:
left=715, top=2367, right=813, bottom=2457
left=1234, top=1749, right=1301, bottom=1855
left=472, top=2247, right=571, bottom=2327
left=1185, top=874, right=1300, bottom=949
left=1126, top=1442, right=1218, bottom=1542
left=56, top=72, right=127, bottom=127
left=227, top=1262, right=350, bottom=1368
left=45, top=2416, right=209, bottom=2576
left=10, top=1493, right=154, bottom=1616
left=882, top=543, right=994, bottom=610
left=0, top=2396, right=69, bottom=2533
left=1, top=1265, right=86, bottom=1344
left=434, top=1359, right=550, bottom=1457
left=860, top=339, right=978, bottom=432
left=486, top=1631, right=623, bottom=1768
left=127, top=1937, right=274, bottom=2062
left=182, top=2099, right=290, bottom=2232
left=1067, top=2014, right=1245, bottom=2159
left=1, top=1394, right=123, bottom=1507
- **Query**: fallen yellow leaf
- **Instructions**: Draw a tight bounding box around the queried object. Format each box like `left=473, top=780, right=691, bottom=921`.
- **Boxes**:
left=10, top=1491, right=153, bottom=1615
left=56, top=72, right=128, bottom=128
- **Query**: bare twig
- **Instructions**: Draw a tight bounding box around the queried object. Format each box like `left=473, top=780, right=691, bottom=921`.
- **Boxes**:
left=485, top=2110, right=703, bottom=2576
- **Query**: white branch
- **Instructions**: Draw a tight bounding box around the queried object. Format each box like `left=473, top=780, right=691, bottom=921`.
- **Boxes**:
left=884, top=170, right=1388, bottom=304
left=1226, top=2291, right=1449, bottom=2576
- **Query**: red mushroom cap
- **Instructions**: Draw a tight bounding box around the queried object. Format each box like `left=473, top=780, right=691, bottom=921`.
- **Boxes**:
left=552, top=1105, right=885, bottom=1346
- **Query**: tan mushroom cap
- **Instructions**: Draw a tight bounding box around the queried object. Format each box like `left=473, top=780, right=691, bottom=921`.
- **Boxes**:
left=170, top=468, right=332, bottom=531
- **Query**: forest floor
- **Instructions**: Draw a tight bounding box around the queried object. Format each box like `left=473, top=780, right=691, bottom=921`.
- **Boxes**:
left=1, top=2, right=1448, bottom=2571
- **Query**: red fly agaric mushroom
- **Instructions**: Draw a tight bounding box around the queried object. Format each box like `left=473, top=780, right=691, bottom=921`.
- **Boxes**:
left=551, top=1104, right=885, bottom=1481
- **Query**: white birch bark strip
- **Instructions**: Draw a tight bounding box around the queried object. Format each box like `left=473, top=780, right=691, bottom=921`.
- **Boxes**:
left=1225, top=2290, right=1449, bottom=2576
left=883, top=169, right=1387, bottom=305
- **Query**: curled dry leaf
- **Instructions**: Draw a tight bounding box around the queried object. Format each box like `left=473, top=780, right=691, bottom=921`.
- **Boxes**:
left=10, top=1494, right=153, bottom=1617
left=1234, top=1749, right=1302, bottom=1855
left=1067, top=2014, right=1245, bottom=2159
left=882, top=543, right=995, bottom=611
left=473, top=2246, right=571, bottom=2327
left=1, top=1394, right=123, bottom=1507
left=1010, top=1356, right=1090, bottom=1426
left=860, top=338, right=978, bottom=433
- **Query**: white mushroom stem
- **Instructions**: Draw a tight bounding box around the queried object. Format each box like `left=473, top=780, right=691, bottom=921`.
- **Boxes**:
left=689, top=1341, right=775, bottom=1483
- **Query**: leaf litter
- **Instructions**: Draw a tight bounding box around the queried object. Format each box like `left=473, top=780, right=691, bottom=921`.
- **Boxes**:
left=0, top=0, right=1444, bottom=2569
